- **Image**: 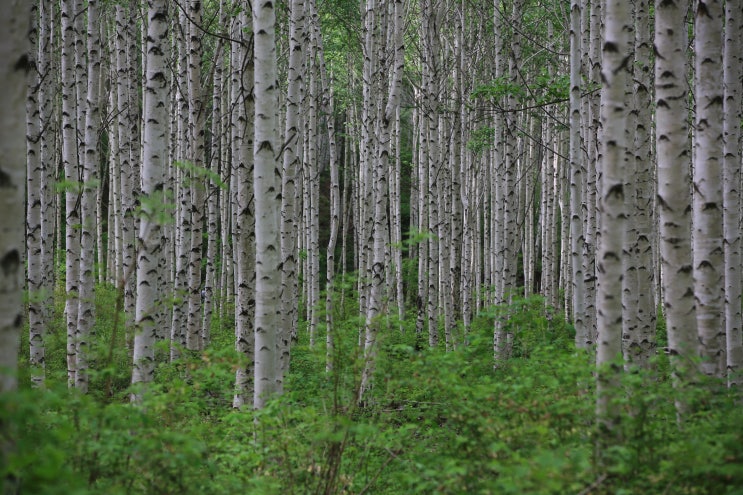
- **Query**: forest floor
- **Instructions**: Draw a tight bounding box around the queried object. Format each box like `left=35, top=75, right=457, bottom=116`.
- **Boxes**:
left=5, top=284, right=743, bottom=494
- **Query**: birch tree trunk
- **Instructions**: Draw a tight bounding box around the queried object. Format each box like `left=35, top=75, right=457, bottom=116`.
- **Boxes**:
left=0, top=0, right=30, bottom=397
left=596, top=0, right=631, bottom=438
left=306, top=0, right=339, bottom=372
left=203, top=0, right=227, bottom=346
left=584, top=0, right=601, bottom=346
left=693, top=0, right=725, bottom=379
left=655, top=0, right=698, bottom=413
left=61, top=0, right=82, bottom=387
left=132, top=0, right=169, bottom=400
left=232, top=9, right=255, bottom=409
left=253, top=0, right=282, bottom=408
left=722, top=0, right=743, bottom=385
left=116, top=0, right=139, bottom=326
left=569, top=0, right=587, bottom=349
left=186, top=0, right=205, bottom=352
left=281, top=0, right=304, bottom=375
left=76, top=0, right=103, bottom=393
left=170, top=9, right=190, bottom=359
left=624, top=0, right=656, bottom=368
left=359, top=0, right=404, bottom=401
left=38, top=0, right=56, bottom=380
left=26, top=0, right=44, bottom=387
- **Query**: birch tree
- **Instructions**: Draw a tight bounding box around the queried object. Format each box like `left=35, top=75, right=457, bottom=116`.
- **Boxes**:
left=359, top=0, right=405, bottom=401
left=38, top=0, right=56, bottom=382
left=76, top=0, right=103, bottom=393
left=623, top=0, right=656, bottom=368
left=186, top=0, right=205, bottom=352
left=655, top=0, right=698, bottom=410
left=61, top=0, right=82, bottom=387
left=722, top=0, right=743, bottom=384
left=232, top=8, right=256, bottom=409
left=115, top=0, right=139, bottom=325
left=132, top=0, right=169, bottom=400
left=252, top=0, right=282, bottom=408
left=693, top=0, right=725, bottom=379
left=596, top=0, right=631, bottom=437
left=281, top=0, right=304, bottom=374
left=569, top=0, right=587, bottom=349
left=0, top=0, right=30, bottom=396
left=26, top=0, right=44, bottom=387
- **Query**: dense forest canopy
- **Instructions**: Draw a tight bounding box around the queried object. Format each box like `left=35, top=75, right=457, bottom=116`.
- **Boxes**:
left=2, top=0, right=743, bottom=492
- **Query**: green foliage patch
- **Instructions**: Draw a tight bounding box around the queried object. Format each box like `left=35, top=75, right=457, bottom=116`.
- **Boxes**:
left=5, top=287, right=743, bottom=494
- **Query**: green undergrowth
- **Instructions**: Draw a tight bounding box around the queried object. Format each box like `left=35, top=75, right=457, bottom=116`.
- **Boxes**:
left=4, top=285, right=743, bottom=494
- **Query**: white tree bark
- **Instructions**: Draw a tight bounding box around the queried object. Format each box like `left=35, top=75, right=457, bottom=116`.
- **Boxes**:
left=132, top=0, right=169, bottom=400
left=306, top=0, right=339, bottom=371
left=115, top=0, right=139, bottom=326
left=359, top=0, right=404, bottom=400
left=61, top=0, right=81, bottom=388
left=722, top=0, right=743, bottom=385
left=0, top=0, right=30, bottom=395
left=186, top=0, right=205, bottom=352
left=655, top=0, right=698, bottom=412
left=232, top=9, right=255, bottom=409
left=569, top=0, right=587, bottom=349
left=622, top=0, right=656, bottom=369
left=596, top=0, right=631, bottom=434
left=76, top=0, right=102, bottom=393
left=203, top=0, right=227, bottom=347
left=38, top=0, right=56, bottom=379
left=253, top=0, right=282, bottom=408
left=170, top=9, right=190, bottom=359
left=280, top=0, right=304, bottom=375
left=26, top=0, right=44, bottom=387
left=693, top=0, right=725, bottom=378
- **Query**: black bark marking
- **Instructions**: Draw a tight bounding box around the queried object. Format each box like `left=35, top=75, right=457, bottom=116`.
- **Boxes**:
left=0, top=169, right=12, bottom=188
left=1, top=249, right=21, bottom=276
left=14, top=54, right=30, bottom=73
left=604, top=41, right=619, bottom=53
left=696, top=1, right=711, bottom=19
left=606, top=183, right=624, bottom=200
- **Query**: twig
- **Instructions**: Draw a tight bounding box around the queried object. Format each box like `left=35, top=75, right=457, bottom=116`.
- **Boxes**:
left=577, top=473, right=608, bottom=495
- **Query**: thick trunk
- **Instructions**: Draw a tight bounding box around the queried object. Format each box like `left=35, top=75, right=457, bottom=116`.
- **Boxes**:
left=132, top=0, right=169, bottom=400
left=596, top=0, right=631, bottom=438
left=655, top=0, right=697, bottom=415
left=253, top=0, right=282, bottom=408
left=0, top=0, right=30, bottom=396
left=693, top=0, right=725, bottom=378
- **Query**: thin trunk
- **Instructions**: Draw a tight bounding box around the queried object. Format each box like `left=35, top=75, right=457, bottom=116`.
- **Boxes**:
left=27, top=0, right=44, bottom=387
left=61, top=0, right=81, bottom=388
left=570, top=0, right=587, bottom=349
left=723, top=0, right=743, bottom=385
left=280, top=0, right=304, bottom=376
left=186, top=0, right=205, bottom=352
